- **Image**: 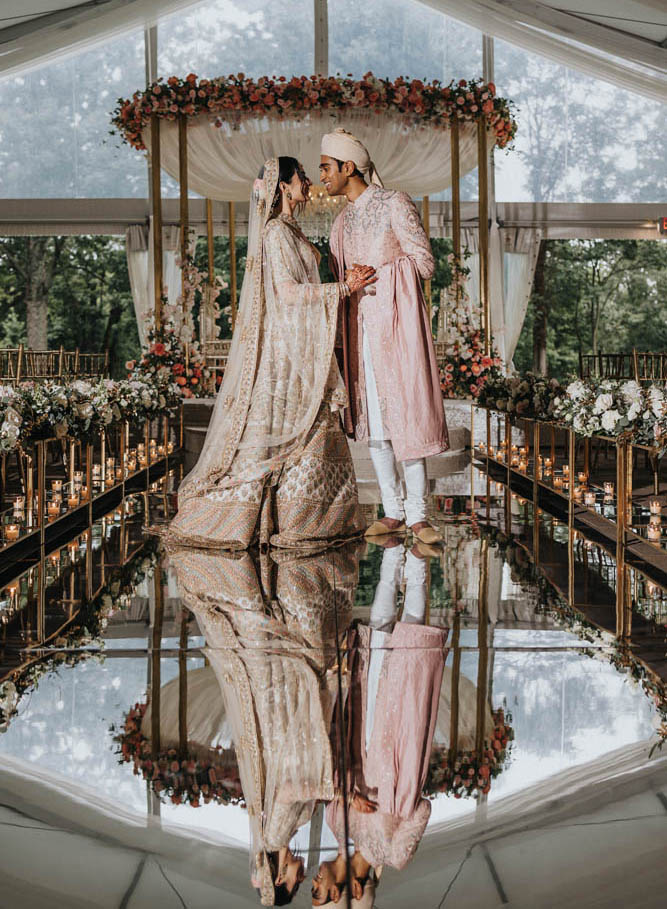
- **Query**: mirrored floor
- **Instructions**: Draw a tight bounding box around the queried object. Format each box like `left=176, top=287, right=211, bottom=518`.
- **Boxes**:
left=0, top=480, right=666, bottom=908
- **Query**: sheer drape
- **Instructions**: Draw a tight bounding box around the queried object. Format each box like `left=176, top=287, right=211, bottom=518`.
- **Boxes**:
left=144, top=111, right=489, bottom=201
left=460, top=225, right=541, bottom=366
left=125, top=222, right=197, bottom=342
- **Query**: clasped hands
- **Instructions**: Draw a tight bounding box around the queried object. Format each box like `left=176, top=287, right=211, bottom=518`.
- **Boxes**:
left=345, top=262, right=378, bottom=295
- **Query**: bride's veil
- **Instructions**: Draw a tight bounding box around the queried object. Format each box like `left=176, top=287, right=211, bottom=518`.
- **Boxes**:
left=177, top=159, right=279, bottom=503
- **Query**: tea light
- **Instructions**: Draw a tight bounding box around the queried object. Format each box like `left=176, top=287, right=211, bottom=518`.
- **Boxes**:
left=519, top=461, right=528, bottom=473
left=13, top=496, right=24, bottom=516
left=157, top=444, right=166, bottom=457
left=584, top=491, right=596, bottom=506
left=604, top=482, right=614, bottom=496
left=511, top=455, right=520, bottom=467
left=80, top=485, right=89, bottom=500
left=554, top=476, right=563, bottom=489
left=127, top=459, right=137, bottom=472
left=105, top=474, right=115, bottom=488
left=67, top=493, right=79, bottom=508
left=51, top=479, right=63, bottom=493
left=573, top=486, right=583, bottom=501
left=92, top=464, right=101, bottom=480
left=47, top=501, right=60, bottom=517
left=52, top=493, right=62, bottom=505
left=167, top=441, right=175, bottom=454
left=519, top=446, right=527, bottom=457
left=649, top=513, right=662, bottom=526
left=578, top=472, right=587, bottom=485
left=115, top=467, right=124, bottom=480
left=648, top=524, right=662, bottom=542
left=649, top=500, right=662, bottom=515
left=563, top=464, right=569, bottom=476
left=5, top=524, right=19, bottom=542
left=545, top=458, right=553, bottom=469
left=74, top=470, right=83, bottom=487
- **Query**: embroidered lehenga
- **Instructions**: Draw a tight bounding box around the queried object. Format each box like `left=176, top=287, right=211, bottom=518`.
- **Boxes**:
left=168, top=158, right=364, bottom=550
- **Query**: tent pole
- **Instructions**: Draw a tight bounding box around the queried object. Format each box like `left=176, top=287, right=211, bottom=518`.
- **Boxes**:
left=450, top=118, right=461, bottom=299
left=228, top=201, right=237, bottom=330
left=150, top=114, right=163, bottom=332
left=178, top=115, right=189, bottom=316
left=478, top=120, right=490, bottom=355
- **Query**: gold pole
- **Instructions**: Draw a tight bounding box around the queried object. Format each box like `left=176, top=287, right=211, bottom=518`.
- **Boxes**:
left=450, top=118, right=461, bottom=271
left=477, top=120, right=490, bottom=355
left=178, top=115, right=189, bottom=315
left=151, top=570, right=164, bottom=759
left=150, top=113, right=164, bottom=332
left=449, top=614, right=461, bottom=763
left=228, top=201, right=237, bottom=330
left=178, top=610, right=188, bottom=755
left=475, top=538, right=489, bottom=754
left=206, top=198, right=215, bottom=284
left=422, top=194, right=432, bottom=328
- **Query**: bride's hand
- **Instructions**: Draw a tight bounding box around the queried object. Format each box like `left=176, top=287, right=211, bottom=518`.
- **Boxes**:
left=347, top=266, right=377, bottom=295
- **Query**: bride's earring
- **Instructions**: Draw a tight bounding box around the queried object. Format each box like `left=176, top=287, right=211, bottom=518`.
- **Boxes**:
left=286, top=190, right=293, bottom=200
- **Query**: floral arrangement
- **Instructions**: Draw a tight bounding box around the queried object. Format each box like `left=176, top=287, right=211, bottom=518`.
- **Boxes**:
left=114, top=702, right=245, bottom=808
left=479, top=371, right=564, bottom=419
left=112, top=73, right=517, bottom=151
left=551, top=378, right=667, bottom=448
left=11, top=374, right=180, bottom=451
left=424, top=708, right=514, bottom=799
left=0, top=384, right=25, bottom=452
left=127, top=304, right=210, bottom=400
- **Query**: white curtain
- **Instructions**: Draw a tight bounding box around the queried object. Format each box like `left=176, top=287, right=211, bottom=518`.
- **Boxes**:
left=461, top=225, right=540, bottom=366
left=125, top=223, right=197, bottom=344
left=419, top=1, right=667, bottom=102
left=144, top=111, right=489, bottom=201
left=125, top=224, right=150, bottom=347
left=502, top=227, right=543, bottom=365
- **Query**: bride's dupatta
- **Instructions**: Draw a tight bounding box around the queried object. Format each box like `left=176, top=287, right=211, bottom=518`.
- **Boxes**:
left=167, top=157, right=352, bottom=549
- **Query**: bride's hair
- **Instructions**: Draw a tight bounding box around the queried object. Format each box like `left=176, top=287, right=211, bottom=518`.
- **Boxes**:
left=259, top=157, right=309, bottom=218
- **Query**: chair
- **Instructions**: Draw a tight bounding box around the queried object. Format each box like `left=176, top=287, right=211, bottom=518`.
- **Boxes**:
left=0, top=345, right=24, bottom=385
left=633, top=350, right=667, bottom=384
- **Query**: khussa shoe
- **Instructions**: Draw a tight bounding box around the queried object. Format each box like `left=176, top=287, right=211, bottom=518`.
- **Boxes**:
left=364, top=520, right=407, bottom=538
left=410, top=523, right=443, bottom=545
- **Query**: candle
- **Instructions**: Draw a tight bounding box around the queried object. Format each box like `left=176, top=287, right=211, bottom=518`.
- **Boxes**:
left=604, top=482, right=614, bottom=496
left=648, top=524, right=662, bottom=542
left=578, top=472, right=587, bottom=485
left=584, top=491, right=596, bottom=506
left=5, top=524, right=19, bottom=542
left=650, top=500, right=662, bottom=515
left=563, top=464, right=569, bottom=476
left=80, top=485, right=89, bottom=500
left=554, top=476, right=563, bottom=489
left=115, top=467, right=124, bottom=480
left=545, top=458, right=553, bottom=469
left=511, top=455, right=520, bottom=467
left=52, top=493, right=62, bottom=505
left=649, top=513, right=662, bottom=526
left=167, top=441, right=175, bottom=454
left=68, top=542, right=78, bottom=559
left=67, top=493, right=79, bottom=508
left=573, top=486, right=583, bottom=501
left=105, top=474, right=115, bottom=488
left=51, top=479, right=63, bottom=493
left=74, top=470, right=83, bottom=487
left=92, top=464, right=101, bottom=479
left=158, top=444, right=166, bottom=457
left=47, top=501, right=60, bottom=517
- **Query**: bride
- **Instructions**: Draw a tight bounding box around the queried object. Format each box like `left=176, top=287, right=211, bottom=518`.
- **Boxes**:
left=167, top=156, right=375, bottom=549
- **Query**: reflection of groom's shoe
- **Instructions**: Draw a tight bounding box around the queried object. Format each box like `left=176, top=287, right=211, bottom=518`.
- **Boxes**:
left=373, top=534, right=404, bottom=550
left=365, top=518, right=407, bottom=538
left=410, top=522, right=443, bottom=545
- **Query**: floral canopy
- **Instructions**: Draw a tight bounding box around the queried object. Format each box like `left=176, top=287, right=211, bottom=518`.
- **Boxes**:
left=112, top=72, right=517, bottom=200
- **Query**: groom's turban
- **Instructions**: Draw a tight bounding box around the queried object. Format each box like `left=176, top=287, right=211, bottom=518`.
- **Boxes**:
left=321, top=128, right=384, bottom=187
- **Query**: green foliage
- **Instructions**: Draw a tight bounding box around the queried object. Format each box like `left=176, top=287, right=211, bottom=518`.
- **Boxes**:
left=0, top=235, right=140, bottom=378
left=514, top=239, right=667, bottom=381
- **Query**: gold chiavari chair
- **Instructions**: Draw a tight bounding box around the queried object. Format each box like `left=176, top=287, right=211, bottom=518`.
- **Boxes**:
left=202, top=340, right=232, bottom=393
left=23, top=347, right=65, bottom=381
left=633, top=350, right=667, bottom=384
left=578, top=351, right=634, bottom=380
left=77, top=351, right=110, bottom=380
left=0, top=345, right=24, bottom=385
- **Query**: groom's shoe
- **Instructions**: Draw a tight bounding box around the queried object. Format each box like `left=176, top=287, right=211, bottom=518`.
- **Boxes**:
left=410, top=522, right=443, bottom=545
left=365, top=518, right=407, bottom=538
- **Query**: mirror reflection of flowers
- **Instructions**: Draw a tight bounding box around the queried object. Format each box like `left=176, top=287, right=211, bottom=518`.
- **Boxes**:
left=114, top=702, right=244, bottom=807
left=438, top=254, right=503, bottom=400
left=425, top=708, right=514, bottom=799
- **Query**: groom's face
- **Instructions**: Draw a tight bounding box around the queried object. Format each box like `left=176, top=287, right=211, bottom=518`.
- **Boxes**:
left=319, top=156, right=350, bottom=196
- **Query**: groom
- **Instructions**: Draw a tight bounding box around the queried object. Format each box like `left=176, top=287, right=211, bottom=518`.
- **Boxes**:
left=321, top=128, right=448, bottom=545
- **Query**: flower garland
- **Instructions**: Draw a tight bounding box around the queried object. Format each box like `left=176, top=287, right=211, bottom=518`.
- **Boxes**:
left=424, top=708, right=514, bottom=799
left=127, top=302, right=211, bottom=400
left=114, top=702, right=245, bottom=808
left=0, top=384, right=25, bottom=452
left=112, top=73, right=517, bottom=151
left=478, top=371, right=564, bottom=419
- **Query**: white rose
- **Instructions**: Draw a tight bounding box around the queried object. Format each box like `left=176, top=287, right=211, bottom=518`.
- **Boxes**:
left=601, top=410, right=621, bottom=432
left=593, top=393, right=613, bottom=414
left=566, top=380, right=586, bottom=401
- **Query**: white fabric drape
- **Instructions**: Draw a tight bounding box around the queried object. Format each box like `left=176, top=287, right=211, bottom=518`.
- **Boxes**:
left=125, top=222, right=197, bottom=342
left=502, top=226, right=543, bottom=364
left=461, top=225, right=540, bottom=365
left=419, top=1, right=667, bottom=102
left=125, top=224, right=150, bottom=346
left=144, top=111, right=490, bottom=201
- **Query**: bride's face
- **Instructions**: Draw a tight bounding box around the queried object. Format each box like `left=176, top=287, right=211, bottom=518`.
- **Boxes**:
left=282, top=162, right=311, bottom=204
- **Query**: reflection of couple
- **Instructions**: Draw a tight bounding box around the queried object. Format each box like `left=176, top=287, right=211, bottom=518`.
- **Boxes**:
left=168, top=130, right=448, bottom=550
left=167, top=542, right=447, bottom=907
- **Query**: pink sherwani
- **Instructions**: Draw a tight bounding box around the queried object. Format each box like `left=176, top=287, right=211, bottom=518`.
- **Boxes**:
left=326, top=622, right=447, bottom=870
left=330, top=185, right=449, bottom=462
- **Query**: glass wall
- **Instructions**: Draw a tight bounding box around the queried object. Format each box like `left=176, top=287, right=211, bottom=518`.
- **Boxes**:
left=494, top=39, right=667, bottom=203
left=158, top=0, right=314, bottom=79
left=0, top=31, right=147, bottom=198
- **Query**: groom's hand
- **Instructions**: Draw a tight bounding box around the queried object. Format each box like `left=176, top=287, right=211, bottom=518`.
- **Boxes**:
left=346, top=265, right=377, bottom=295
